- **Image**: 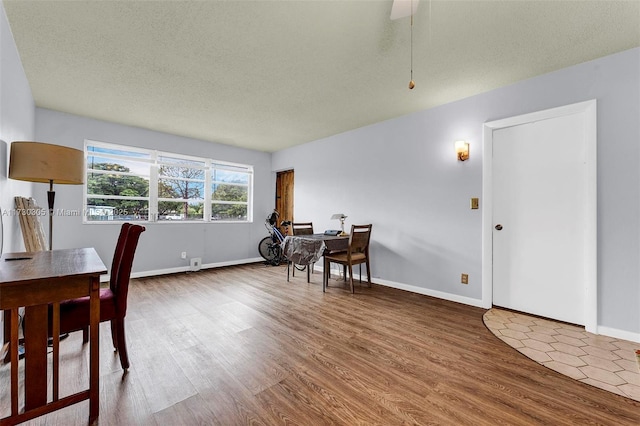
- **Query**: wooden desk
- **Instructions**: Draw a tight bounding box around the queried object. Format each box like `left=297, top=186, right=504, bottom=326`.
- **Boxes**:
left=0, top=248, right=106, bottom=425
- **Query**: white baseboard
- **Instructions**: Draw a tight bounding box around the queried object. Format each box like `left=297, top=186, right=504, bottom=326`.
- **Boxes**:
left=597, top=326, right=640, bottom=344
left=373, top=276, right=486, bottom=308
left=101, top=257, right=264, bottom=282
left=315, top=265, right=484, bottom=308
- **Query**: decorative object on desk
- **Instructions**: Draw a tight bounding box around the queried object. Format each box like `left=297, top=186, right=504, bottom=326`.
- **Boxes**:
left=9, top=141, right=84, bottom=250
left=14, top=196, right=47, bottom=252
left=455, top=140, right=470, bottom=161
left=331, top=213, right=348, bottom=236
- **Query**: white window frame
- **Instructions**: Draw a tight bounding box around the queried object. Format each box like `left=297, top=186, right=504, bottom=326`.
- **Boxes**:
left=84, top=139, right=253, bottom=223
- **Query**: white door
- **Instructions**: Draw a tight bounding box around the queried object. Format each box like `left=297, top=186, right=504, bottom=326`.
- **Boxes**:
left=492, top=112, right=587, bottom=325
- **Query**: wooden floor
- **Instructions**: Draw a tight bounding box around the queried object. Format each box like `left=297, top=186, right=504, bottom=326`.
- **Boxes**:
left=2, top=263, right=639, bottom=425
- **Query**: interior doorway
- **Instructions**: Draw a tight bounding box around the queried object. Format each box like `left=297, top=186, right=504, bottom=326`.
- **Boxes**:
left=482, top=100, right=597, bottom=332
left=276, top=169, right=294, bottom=226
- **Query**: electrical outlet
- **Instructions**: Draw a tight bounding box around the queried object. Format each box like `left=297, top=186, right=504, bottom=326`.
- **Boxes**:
left=461, top=273, right=469, bottom=284
left=181, top=251, right=187, bottom=259
left=190, top=257, right=202, bottom=272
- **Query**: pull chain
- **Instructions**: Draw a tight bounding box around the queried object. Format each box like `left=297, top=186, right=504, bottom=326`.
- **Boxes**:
left=408, top=1, right=415, bottom=89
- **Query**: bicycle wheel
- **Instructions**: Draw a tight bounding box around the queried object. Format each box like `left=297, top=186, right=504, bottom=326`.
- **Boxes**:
left=258, top=236, right=278, bottom=263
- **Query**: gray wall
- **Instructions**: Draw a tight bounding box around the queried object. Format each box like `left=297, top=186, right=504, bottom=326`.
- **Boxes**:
left=0, top=4, right=35, bottom=254
left=0, top=3, right=35, bottom=343
left=272, top=48, right=640, bottom=340
left=35, top=108, right=274, bottom=275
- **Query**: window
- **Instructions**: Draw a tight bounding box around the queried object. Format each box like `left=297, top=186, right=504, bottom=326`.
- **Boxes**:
left=86, top=144, right=151, bottom=221
left=211, top=163, right=250, bottom=221
left=157, top=154, right=206, bottom=221
left=84, top=140, right=253, bottom=223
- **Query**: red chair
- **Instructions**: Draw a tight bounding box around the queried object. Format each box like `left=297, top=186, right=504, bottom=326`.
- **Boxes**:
left=51, top=223, right=145, bottom=371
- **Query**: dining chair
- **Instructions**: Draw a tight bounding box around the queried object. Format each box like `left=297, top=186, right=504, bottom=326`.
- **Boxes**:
left=51, top=223, right=145, bottom=371
left=323, top=224, right=372, bottom=293
left=292, top=222, right=314, bottom=236
left=289, top=222, right=315, bottom=281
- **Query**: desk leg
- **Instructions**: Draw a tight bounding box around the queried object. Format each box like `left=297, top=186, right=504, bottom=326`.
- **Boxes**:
left=89, top=277, right=100, bottom=423
left=10, top=309, right=19, bottom=416
left=3, top=309, right=11, bottom=363
left=24, top=304, right=48, bottom=410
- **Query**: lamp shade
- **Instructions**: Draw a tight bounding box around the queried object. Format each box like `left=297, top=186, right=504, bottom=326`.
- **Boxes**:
left=9, top=141, right=84, bottom=184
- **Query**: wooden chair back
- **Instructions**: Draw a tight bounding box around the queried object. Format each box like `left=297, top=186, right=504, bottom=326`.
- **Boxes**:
left=292, top=222, right=314, bottom=236
left=348, top=224, right=372, bottom=257
left=113, top=224, right=145, bottom=316
left=109, top=223, right=132, bottom=293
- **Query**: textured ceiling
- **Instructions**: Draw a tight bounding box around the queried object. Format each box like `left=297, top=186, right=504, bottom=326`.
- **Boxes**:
left=3, top=1, right=639, bottom=153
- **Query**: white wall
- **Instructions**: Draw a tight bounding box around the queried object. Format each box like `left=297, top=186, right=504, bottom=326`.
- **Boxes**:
left=272, top=48, right=640, bottom=340
left=34, top=108, right=274, bottom=276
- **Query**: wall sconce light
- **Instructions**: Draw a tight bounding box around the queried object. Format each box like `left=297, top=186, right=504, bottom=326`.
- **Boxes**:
left=455, top=140, right=469, bottom=161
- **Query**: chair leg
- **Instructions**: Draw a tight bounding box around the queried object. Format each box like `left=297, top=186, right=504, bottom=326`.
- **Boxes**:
left=348, top=264, right=354, bottom=293
left=115, top=318, right=130, bottom=370
left=366, top=258, right=372, bottom=287
left=287, top=261, right=291, bottom=282
left=110, top=320, right=118, bottom=351
left=82, top=326, right=89, bottom=343
left=323, top=258, right=330, bottom=291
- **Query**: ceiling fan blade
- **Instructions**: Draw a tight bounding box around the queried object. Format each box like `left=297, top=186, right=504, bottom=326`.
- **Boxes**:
left=390, top=0, right=419, bottom=20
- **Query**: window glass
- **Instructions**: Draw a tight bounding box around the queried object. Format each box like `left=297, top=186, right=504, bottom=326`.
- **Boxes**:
left=84, top=141, right=253, bottom=223
left=85, top=144, right=150, bottom=222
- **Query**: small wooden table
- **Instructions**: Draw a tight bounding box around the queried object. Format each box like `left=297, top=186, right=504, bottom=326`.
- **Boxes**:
left=281, top=234, right=348, bottom=290
left=0, top=248, right=106, bottom=425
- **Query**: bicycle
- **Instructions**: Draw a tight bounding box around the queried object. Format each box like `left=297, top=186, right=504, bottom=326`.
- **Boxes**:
left=258, top=210, right=291, bottom=266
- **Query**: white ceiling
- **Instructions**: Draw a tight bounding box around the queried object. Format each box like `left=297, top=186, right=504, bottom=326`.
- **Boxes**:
left=3, top=1, right=639, bottom=153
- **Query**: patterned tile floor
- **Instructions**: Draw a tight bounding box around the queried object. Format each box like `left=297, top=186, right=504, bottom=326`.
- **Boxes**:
left=483, top=308, right=640, bottom=401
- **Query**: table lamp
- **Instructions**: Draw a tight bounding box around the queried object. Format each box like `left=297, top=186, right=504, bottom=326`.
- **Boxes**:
left=9, top=141, right=84, bottom=250
left=331, top=213, right=347, bottom=236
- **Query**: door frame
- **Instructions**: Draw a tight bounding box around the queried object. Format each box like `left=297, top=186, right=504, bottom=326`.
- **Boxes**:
left=481, top=100, right=597, bottom=333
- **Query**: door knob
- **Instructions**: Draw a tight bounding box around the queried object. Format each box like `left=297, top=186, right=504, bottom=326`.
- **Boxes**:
left=495, top=224, right=503, bottom=231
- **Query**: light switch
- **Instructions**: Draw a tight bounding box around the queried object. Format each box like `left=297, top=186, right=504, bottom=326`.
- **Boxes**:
left=471, top=198, right=479, bottom=209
